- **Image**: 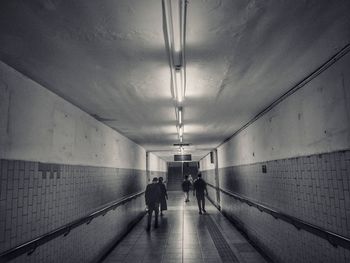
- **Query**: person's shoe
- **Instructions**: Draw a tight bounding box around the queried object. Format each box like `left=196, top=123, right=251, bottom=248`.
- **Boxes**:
left=199, top=211, right=202, bottom=215
left=154, top=223, right=159, bottom=229
left=160, top=212, right=163, bottom=216
left=203, top=209, right=206, bottom=213
left=146, top=226, right=150, bottom=231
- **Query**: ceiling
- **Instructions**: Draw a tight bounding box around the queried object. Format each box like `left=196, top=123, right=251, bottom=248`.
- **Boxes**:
left=0, top=0, right=349, bottom=161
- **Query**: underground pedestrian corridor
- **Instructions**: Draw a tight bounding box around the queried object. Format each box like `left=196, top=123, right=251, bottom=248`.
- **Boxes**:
left=0, top=1, right=350, bottom=263
left=102, top=191, right=266, bottom=263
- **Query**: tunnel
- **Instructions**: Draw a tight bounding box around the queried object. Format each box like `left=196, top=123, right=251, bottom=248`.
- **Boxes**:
left=0, top=0, right=350, bottom=262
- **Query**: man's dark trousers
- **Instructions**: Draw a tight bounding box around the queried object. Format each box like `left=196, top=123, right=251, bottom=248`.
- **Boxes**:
left=196, top=194, right=205, bottom=213
left=147, top=203, right=159, bottom=229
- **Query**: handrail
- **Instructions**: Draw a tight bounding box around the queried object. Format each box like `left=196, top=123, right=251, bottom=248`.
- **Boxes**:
left=206, top=183, right=350, bottom=250
left=0, top=191, right=145, bottom=262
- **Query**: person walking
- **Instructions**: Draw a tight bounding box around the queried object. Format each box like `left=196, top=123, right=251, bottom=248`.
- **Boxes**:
left=145, top=177, right=161, bottom=231
left=182, top=175, right=192, bottom=202
left=188, top=174, right=194, bottom=185
left=158, top=177, right=168, bottom=216
left=193, top=173, right=208, bottom=214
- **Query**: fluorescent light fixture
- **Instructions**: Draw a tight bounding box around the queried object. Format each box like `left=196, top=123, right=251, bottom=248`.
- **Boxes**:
left=162, top=0, right=187, bottom=104
left=178, top=107, right=183, bottom=125
left=163, top=0, right=187, bottom=145
left=175, top=68, right=183, bottom=103
left=179, top=125, right=184, bottom=137
left=172, top=1, right=181, bottom=64
left=180, top=66, right=185, bottom=103
left=167, top=0, right=184, bottom=66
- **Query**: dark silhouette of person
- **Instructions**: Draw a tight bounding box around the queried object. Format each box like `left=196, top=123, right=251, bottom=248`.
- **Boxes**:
left=158, top=177, right=168, bottom=216
left=182, top=175, right=192, bottom=202
left=145, top=177, right=161, bottom=231
left=193, top=173, right=208, bottom=214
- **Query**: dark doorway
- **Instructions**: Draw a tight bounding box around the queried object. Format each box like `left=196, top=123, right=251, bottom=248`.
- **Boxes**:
left=167, top=162, right=198, bottom=191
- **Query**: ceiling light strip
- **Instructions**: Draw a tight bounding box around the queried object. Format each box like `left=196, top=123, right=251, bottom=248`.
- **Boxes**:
left=162, top=0, right=187, bottom=144
left=180, top=0, right=187, bottom=101
left=179, top=125, right=184, bottom=137
left=163, top=0, right=187, bottom=105
left=175, top=68, right=183, bottom=103
left=163, top=0, right=177, bottom=101
left=178, top=107, right=183, bottom=125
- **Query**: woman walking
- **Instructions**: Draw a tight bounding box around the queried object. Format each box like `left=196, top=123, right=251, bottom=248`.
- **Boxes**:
left=158, top=177, right=168, bottom=216
left=182, top=175, right=192, bottom=202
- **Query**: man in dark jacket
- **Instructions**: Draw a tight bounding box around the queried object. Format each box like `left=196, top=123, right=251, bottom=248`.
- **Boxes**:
left=145, top=177, right=161, bottom=231
left=193, top=173, right=208, bottom=214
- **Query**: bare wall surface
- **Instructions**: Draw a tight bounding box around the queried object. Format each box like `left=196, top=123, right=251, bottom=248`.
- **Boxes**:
left=218, top=52, right=350, bottom=168
left=200, top=153, right=215, bottom=171
left=146, top=152, right=167, bottom=184
left=148, top=152, right=167, bottom=172
left=0, top=61, right=146, bottom=170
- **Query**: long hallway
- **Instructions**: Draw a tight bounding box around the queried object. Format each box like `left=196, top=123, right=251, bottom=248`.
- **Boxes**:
left=102, top=192, right=266, bottom=263
left=1, top=1, right=350, bottom=262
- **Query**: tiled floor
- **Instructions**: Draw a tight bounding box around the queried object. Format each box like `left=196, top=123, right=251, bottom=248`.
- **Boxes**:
left=102, top=191, right=267, bottom=263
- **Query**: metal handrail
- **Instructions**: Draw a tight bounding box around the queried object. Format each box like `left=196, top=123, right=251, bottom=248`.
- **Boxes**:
left=0, top=191, right=145, bottom=262
left=206, top=183, right=350, bottom=250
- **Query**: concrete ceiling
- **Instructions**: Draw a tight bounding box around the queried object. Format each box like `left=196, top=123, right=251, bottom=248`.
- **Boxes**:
left=0, top=0, right=349, bottom=161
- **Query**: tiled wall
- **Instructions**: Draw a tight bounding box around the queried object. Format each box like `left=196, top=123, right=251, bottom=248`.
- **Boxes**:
left=0, top=159, right=153, bottom=262
left=204, top=150, right=350, bottom=263
left=11, top=197, right=144, bottom=263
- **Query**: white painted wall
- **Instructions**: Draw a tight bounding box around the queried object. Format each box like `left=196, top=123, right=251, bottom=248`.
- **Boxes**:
left=0, top=62, right=147, bottom=170
left=218, top=52, right=350, bottom=168
left=148, top=152, right=167, bottom=172
left=199, top=153, right=215, bottom=171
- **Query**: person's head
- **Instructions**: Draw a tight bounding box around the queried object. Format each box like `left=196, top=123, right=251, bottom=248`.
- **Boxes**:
left=152, top=177, right=158, bottom=183
left=159, top=177, right=163, bottom=183
left=185, top=175, right=189, bottom=180
left=197, top=173, right=202, bottom=178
